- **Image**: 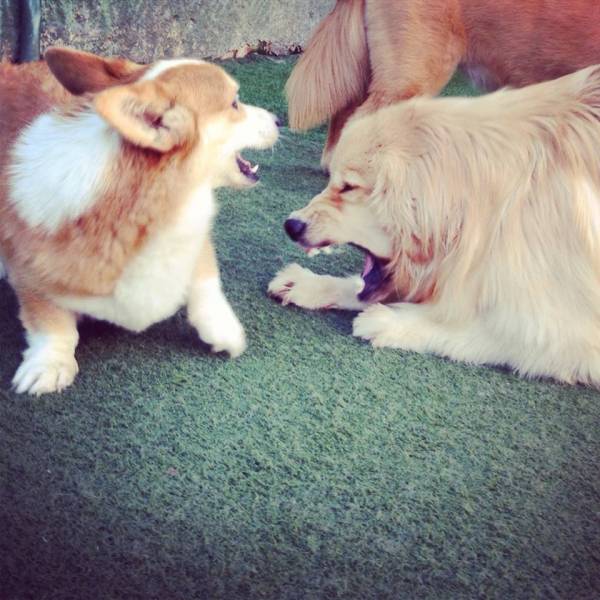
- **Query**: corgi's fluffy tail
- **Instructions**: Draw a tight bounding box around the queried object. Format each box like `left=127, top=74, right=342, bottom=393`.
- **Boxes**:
left=286, top=0, right=369, bottom=130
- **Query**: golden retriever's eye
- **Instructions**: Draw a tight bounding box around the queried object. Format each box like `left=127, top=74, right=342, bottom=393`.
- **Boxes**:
left=232, top=97, right=239, bottom=110
left=340, top=183, right=357, bottom=194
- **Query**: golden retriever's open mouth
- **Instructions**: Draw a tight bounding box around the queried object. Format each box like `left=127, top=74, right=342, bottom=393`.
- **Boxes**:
left=351, top=243, right=391, bottom=302
left=236, top=154, right=260, bottom=182
left=303, top=240, right=391, bottom=302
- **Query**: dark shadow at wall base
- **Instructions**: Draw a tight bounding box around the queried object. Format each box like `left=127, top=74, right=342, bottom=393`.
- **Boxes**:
left=17, top=0, right=40, bottom=62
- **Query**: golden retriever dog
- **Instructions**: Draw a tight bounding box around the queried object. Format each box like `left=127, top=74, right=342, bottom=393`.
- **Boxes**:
left=287, top=0, right=600, bottom=169
left=269, top=65, right=600, bottom=387
left=0, top=48, right=279, bottom=395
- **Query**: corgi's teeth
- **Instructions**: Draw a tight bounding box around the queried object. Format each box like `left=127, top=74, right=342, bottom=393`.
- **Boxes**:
left=307, top=248, right=321, bottom=257
left=250, top=164, right=259, bottom=173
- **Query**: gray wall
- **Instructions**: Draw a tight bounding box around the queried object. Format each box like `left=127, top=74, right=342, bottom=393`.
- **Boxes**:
left=0, top=0, right=18, bottom=61
left=1, top=1, right=334, bottom=62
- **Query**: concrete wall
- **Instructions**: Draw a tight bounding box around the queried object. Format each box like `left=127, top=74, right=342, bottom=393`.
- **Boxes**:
left=0, top=0, right=19, bottom=61
left=34, top=0, right=334, bottom=63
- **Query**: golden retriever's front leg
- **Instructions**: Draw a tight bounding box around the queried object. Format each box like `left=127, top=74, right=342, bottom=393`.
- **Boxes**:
left=353, top=302, right=501, bottom=367
left=268, top=263, right=368, bottom=311
left=13, top=292, right=79, bottom=395
left=187, top=237, right=246, bottom=358
left=354, top=303, right=435, bottom=350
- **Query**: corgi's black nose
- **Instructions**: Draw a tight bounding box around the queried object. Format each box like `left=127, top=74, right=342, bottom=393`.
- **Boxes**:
left=275, top=115, right=283, bottom=128
left=284, top=218, right=306, bottom=241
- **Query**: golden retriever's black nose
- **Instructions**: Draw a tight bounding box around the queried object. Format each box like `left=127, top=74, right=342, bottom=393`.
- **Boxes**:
left=284, top=218, right=306, bottom=241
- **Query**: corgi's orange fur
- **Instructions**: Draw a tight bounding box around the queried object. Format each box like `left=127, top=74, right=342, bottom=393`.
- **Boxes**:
left=0, top=48, right=279, bottom=395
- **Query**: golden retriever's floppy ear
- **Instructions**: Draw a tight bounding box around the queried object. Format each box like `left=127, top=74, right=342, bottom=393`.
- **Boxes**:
left=45, top=47, right=144, bottom=95
left=94, top=80, right=195, bottom=153
left=371, top=150, right=418, bottom=229
left=372, top=152, right=407, bottom=202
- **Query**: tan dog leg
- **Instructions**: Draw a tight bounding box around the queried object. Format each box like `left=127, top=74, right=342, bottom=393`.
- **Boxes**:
left=321, top=1, right=464, bottom=163
left=13, top=292, right=79, bottom=395
left=361, top=0, right=464, bottom=113
left=268, top=263, right=368, bottom=311
left=187, top=237, right=246, bottom=357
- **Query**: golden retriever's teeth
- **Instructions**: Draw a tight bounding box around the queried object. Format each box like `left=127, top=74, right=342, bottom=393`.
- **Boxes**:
left=304, top=246, right=335, bottom=257
left=250, top=164, right=259, bottom=174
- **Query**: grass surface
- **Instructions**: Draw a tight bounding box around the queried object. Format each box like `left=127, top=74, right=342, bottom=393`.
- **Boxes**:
left=1, top=56, right=599, bottom=600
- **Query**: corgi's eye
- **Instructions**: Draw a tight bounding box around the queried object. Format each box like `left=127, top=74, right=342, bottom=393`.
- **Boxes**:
left=232, top=97, right=239, bottom=110
left=340, top=183, right=357, bottom=194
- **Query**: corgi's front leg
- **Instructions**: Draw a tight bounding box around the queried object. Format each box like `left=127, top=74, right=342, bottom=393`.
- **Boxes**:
left=187, top=237, right=246, bottom=358
left=13, top=292, right=79, bottom=395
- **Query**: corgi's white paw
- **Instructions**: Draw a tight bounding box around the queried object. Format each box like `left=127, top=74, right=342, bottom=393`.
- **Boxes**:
left=189, top=279, right=247, bottom=358
left=13, top=350, right=78, bottom=396
left=194, top=306, right=246, bottom=358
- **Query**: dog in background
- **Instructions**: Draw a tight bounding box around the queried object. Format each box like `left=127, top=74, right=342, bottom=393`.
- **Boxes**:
left=287, top=0, right=600, bottom=169
left=0, top=48, right=279, bottom=395
left=270, top=65, right=600, bottom=387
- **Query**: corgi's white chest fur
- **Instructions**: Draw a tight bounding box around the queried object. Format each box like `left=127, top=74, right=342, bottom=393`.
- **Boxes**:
left=55, top=187, right=215, bottom=332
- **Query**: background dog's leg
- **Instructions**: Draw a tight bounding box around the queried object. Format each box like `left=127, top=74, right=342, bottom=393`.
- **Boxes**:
left=13, top=292, right=79, bottom=395
left=359, top=0, right=465, bottom=114
left=353, top=302, right=501, bottom=366
left=268, top=263, right=368, bottom=311
left=187, top=236, right=246, bottom=358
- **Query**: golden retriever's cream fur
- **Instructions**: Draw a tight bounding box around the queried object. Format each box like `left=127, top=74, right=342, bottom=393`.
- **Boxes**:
left=270, top=65, right=600, bottom=386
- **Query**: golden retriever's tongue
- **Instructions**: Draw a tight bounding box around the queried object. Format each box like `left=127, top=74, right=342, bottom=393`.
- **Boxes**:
left=358, top=251, right=389, bottom=302
left=362, top=252, right=375, bottom=278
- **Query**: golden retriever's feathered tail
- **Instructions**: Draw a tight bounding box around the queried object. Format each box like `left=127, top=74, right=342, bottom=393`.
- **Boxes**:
left=286, top=0, right=369, bottom=130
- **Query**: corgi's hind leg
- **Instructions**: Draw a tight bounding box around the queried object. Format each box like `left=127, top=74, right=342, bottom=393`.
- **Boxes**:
left=13, top=291, right=79, bottom=395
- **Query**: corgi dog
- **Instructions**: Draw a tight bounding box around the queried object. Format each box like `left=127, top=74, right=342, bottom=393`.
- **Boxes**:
left=0, top=47, right=279, bottom=395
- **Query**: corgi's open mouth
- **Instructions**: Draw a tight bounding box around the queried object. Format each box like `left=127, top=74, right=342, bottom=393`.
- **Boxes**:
left=236, top=154, right=260, bottom=182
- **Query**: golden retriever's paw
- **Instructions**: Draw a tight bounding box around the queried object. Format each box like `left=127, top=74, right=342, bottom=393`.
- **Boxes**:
left=353, top=304, right=402, bottom=348
left=12, top=352, right=79, bottom=396
left=268, top=263, right=328, bottom=309
left=194, top=304, right=247, bottom=358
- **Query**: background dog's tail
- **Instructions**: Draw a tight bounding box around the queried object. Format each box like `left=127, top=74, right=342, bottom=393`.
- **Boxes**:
left=286, top=0, right=369, bottom=130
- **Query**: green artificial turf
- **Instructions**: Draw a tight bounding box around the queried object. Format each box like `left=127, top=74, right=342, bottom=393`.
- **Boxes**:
left=1, top=56, right=599, bottom=600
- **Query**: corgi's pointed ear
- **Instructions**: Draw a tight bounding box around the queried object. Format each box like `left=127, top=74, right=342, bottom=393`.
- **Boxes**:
left=45, top=47, right=145, bottom=95
left=94, top=80, right=195, bottom=153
